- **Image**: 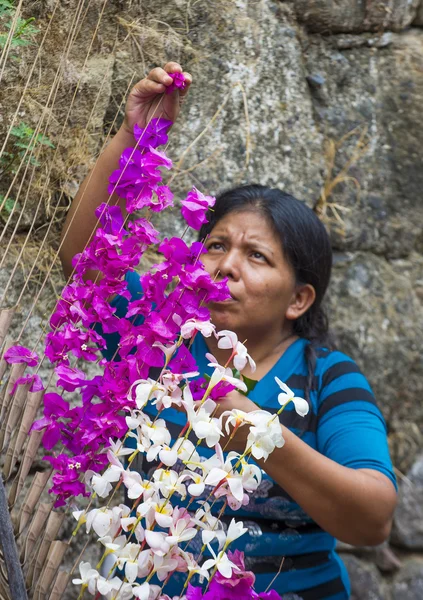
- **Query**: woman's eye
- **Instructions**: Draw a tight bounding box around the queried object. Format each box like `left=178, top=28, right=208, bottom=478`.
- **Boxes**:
left=208, top=242, right=224, bottom=251
left=252, top=251, right=266, bottom=261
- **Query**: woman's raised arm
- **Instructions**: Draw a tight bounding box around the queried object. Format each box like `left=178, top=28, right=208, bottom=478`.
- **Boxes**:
left=59, top=62, right=192, bottom=279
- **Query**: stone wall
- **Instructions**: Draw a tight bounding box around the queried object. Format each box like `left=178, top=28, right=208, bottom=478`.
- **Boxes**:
left=1, top=0, right=423, bottom=597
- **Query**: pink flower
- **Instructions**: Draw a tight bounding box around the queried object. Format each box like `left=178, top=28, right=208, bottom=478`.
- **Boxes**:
left=181, top=187, right=216, bottom=230
left=31, top=392, right=69, bottom=450
left=4, top=345, right=39, bottom=367
left=165, top=72, right=187, bottom=94
left=10, top=374, right=44, bottom=395
left=215, top=550, right=255, bottom=588
left=133, top=118, right=172, bottom=149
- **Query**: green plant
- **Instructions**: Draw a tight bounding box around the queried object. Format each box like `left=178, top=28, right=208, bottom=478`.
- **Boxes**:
left=0, top=0, right=39, bottom=52
left=0, top=121, right=55, bottom=175
left=0, top=194, right=18, bottom=216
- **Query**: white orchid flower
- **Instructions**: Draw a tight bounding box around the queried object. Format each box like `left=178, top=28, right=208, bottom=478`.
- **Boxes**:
left=165, top=517, right=197, bottom=546
left=145, top=529, right=171, bottom=557
left=90, top=458, right=123, bottom=498
left=85, top=508, right=115, bottom=538
left=134, top=380, right=156, bottom=409
left=152, top=469, right=186, bottom=499
left=194, top=503, right=226, bottom=550
left=233, top=341, right=256, bottom=372
left=242, top=462, right=263, bottom=492
left=179, top=471, right=205, bottom=497
left=208, top=364, right=248, bottom=393
left=220, top=408, right=249, bottom=435
left=96, top=575, right=122, bottom=596
left=153, top=499, right=173, bottom=528
left=180, top=318, right=216, bottom=339
left=185, top=398, right=224, bottom=447
left=72, top=562, right=99, bottom=594
left=204, top=466, right=245, bottom=503
left=108, top=438, right=134, bottom=457
left=226, top=518, right=248, bottom=544
left=152, top=341, right=177, bottom=364
left=179, top=549, right=210, bottom=580
left=246, top=411, right=285, bottom=461
left=216, top=330, right=238, bottom=349
left=122, top=469, right=146, bottom=500
left=132, top=582, right=151, bottom=600
left=158, top=444, right=179, bottom=467
left=216, top=330, right=256, bottom=372
left=137, top=548, right=154, bottom=578
left=114, top=541, right=142, bottom=583
left=174, top=438, right=200, bottom=467
left=202, top=545, right=239, bottom=578
left=142, top=418, right=171, bottom=446
left=275, top=376, right=309, bottom=416
left=153, top=555, right=179, bottom=582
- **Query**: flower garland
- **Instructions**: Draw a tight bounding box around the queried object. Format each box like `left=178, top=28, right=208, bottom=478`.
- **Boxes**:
left=5, top=78, right=309, bottom=599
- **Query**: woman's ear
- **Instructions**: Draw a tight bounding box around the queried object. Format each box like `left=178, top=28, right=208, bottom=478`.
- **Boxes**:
left=285, top=284, right=316, bottom=321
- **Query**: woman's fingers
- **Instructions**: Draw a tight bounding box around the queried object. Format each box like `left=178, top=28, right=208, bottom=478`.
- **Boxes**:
left=148, top=63, right=192, bottom=96
left=138, top=79, right=166, bottom=94
left=164, top=61, right=183, bottom=73
left=147, top=67, right=173, bottom=86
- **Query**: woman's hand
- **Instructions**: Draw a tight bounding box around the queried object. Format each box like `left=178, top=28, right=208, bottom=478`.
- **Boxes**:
left=213, top=390, right=259, bottom=453
left=122, top=62, right=192, bottom=134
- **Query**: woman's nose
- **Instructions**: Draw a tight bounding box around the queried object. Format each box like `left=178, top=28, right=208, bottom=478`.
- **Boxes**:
left=215, top=250, right=240, bottom=281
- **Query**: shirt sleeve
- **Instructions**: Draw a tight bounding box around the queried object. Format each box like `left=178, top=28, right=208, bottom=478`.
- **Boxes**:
left=96, top=271, right=143, bottom=361
left=316, top=351, right=397, bottom=490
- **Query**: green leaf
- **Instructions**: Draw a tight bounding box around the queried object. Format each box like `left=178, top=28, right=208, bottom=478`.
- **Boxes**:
left=36, top=133, right=55, bottom=148
left=13, top=141, right=32, bottom=150
left=241, top=374, right=259, bottom=395
left=0, top=195, right=18, bottom=216
left=0, top=0, right=14, bottom=16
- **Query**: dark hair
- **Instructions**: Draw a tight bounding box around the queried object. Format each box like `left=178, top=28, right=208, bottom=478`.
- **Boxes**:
left=199, top=184, right=335, bottom=401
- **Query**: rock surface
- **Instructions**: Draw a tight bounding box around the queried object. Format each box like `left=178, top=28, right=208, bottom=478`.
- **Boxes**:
left=391, top=559, right=423, bottom=600
left=340, top=554, right=387, bottom=599
left=290, top=0, right=421, bottom=33
left=391, top=454, right=423, bottom=550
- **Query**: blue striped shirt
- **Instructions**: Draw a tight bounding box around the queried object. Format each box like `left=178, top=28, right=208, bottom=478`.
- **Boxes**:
left=102, top=271, right=396, bottom=600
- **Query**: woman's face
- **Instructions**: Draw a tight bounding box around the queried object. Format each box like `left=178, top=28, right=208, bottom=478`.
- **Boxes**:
left=201, top=210, right=300, bottom=339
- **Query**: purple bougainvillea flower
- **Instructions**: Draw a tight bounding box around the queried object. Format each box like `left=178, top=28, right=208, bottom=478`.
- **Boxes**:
left=10, top=374, right=44, bottom=396
left=165, top=71, right=187, bottom=94
left=31, top=392, right=69, bottom=450
left=108, top=166, right=155, bottom=210
left=256, top=592, right=282, bottom=600
left=125, top=297, right=153, bottom=319
left=215, top=550, right=255, bottom=588
left=127, top=218, right=160, bottom=245
left=210, top=380, right=236, bottom=400
left=189, top=377, right=208, bottom=400
left=186, top=585, right=204, bottom=600
left=95, top=203, right=126, bottom=235
left=149, top=185, right=174, bottom=212
left=45, top=453, right=92, bottom=507
left=133, top=118, right=172, bottom=149
left=142, top=146, right=173, bottom=170
left=55, top=364, right=86, bottom=392
left=4, top=345, right=39, bottom=367
left=207, top=578, right=254, bottom=600
left=181, top=187, right=216, bottom=230
left=159, top=237, right=193, bottom=264
left=147, top=311, right=177, bottom=341
left=168, top=343, right=198, bottom=374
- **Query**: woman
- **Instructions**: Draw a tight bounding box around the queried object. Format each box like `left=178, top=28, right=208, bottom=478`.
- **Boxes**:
left=60, top=63, right=397, bottom=600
